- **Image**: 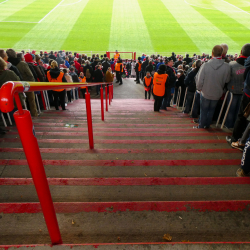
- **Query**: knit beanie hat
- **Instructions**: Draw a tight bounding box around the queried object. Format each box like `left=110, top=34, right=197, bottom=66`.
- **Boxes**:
left=24, top=53, right=33, bottom=63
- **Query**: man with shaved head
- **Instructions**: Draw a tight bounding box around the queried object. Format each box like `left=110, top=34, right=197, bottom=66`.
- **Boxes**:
left=194, top=45, right=231, bottom=129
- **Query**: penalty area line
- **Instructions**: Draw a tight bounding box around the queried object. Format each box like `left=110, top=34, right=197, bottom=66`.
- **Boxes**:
left=38, top=0, right=65, bottom=23
left=0, top=0, right=9, bottom=4
left=60, top=0, right=82, bottom=6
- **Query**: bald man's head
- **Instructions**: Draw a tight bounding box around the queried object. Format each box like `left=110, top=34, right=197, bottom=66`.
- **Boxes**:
left=212, top=45, right=223, bottom=57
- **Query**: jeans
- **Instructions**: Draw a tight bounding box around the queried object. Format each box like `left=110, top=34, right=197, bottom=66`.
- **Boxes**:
left=161, top=88, right=172, bottom=109
left=96, top=85, right=100, bottom=95
left=199, top=93, right=218, bottom=128
left=184, top=91, right=195, bottom=114
left=225, top=94, right=242, bottom=128
left=232, top=94, right=250, bottom=142
left=241, top=135, right=250, bottom=174
left=191, top=91, right=200, bottom=118
left=67, top=90, right=72, bottom=102
left=81, top=88, right=86, bottom=99
left=75, top=88, right=79, bottom=99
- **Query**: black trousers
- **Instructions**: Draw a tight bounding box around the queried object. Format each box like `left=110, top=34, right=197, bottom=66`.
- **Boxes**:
left=53, top=90, right=65, bottom=110
left=145, top=90, right=151, bottom=99
left=116, top=72, right=122, bottom=84
left=232, top=94, right=250, bottom=141
left=136, top=71, right=140, bottom=83
left=67, top=90, right=72, bottom=102
left=154, top=95, right=163, bottom=111
left=81, top=88, right=86, bottom=99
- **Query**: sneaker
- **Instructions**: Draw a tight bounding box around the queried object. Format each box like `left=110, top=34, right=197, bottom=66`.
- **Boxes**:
left=193, top=119, right=199, bottom=124
left=236, top=168, right=249, bottom=177
left=65, top=103, right=67, bottom=107
left=231, top=140, right=245, bottom=151
left=226, top=136, right=232, bottom=145
left=193, top=126, right=199, bottom=129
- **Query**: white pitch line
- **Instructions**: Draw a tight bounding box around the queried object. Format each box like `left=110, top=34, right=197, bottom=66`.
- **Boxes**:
left=0, top=20, right=38, bottom=23
left=220, top=0, right=250, bottom=15
left=0, top=0, right=9, bottom=4
left=38, top=0, right=65, bottom=23
left=60, top=0, right=82, bottom=6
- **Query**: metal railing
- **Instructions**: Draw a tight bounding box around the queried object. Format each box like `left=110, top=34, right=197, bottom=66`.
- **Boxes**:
left=0, top=80, right=113, bottom=245
left=216, top=91, right=233, bottom=129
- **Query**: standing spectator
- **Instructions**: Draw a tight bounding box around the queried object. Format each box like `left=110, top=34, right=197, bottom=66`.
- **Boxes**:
left=183, top=60, right=202, bottom=114
left=79, top=72, right=87, bottom=99
left=135, top=57, right=142, bottom=84
left=194, top=45, right=231, bottom=129
left=221, top=43, right=230, bottom=63
left=153, top=64, right=169, bottom=111
left=102, top=57, right=110, bottom=75
left=94, top=65, right=103, bottom=95
left=146, top=61, right=154, bottom=75
left=225, top=44, right=250, bottom=128
left=6, top=49, right=38, bottom=117
left=141, top=56, right=149, bottom=80
left=84, top=60, right=93, bottom=83
left=226, top=44, right=250, bottom=146
left=69, top=66, right=79, bottom=99
left=115, top=58, right=123, bottom=85
left=170, top=52, right=176, bottom=62
left=105, top=67, right=114, bottom=82
left=63, top=68, right=73, bottom=103
left=47, top=60, right=67, bottom=110
left=183, top=54, right=192, bottom=65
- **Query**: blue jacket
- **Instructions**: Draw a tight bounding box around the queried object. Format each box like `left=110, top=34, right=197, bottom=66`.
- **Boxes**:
left=156, top=62, right=164, bottom=71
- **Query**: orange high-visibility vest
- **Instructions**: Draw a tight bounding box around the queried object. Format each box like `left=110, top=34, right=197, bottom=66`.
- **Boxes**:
left=153, top=72, right=168, bottom=96
left=115, top=63, right=123, bottom=72
left=144, top=76, right=152, bottom=91
left=79, top=76, right=87, bottom=89
left=47, top=71, right=65, bottom=92
left=138, top=62, right=142, bottom=72
left=114, top=53, right=120, bottom=60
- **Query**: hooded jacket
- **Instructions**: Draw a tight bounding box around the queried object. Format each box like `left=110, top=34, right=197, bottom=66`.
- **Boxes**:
left=195, top=58, right=231, bottom=100
left=226, top=57, right=246, bottom=95
left=7, top=57, right=34, bottom=81
left=184, top=68, right=199, bottom=93
left=47, top=67, right=67, bottom=82
left=244, top=56, right=250, bottom=96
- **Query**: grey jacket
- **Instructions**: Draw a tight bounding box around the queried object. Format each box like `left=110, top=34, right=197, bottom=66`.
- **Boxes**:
left=226, top=59, right=245, bottom=95
left=195, top=58, right=230, bottom=100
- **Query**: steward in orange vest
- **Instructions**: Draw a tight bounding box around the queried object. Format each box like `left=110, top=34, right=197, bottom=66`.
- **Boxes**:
left=135, top=57, right=142, bottom=84
left=153, top=64, right=169, bottom=112
left=114, top=50, right=120, bottom=61
left=79, top=73, right=87, bottom=99
left=47, top=61, right=67, bottom=110
left=115, top=59, right=123, bottom=85
left=143, top=72, right=153, bottom=99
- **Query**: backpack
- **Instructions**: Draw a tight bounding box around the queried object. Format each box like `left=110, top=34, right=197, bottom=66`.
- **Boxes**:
left=86, top=68, right=91, bottom=78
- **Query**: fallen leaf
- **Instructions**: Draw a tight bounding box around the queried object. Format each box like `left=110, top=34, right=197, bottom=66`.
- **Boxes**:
left=163, top=233, right=172, bottom=242
left=179, top=216, right=182, bottom=220
left=39, top=229, right=42, bottom=232
left=182, top=240, right=190, bottom=242
left=144, top=173, right=147, bottom=176
left=72, top=220, right=75, bottom=225
left=117, top=237, right=121, bottom=241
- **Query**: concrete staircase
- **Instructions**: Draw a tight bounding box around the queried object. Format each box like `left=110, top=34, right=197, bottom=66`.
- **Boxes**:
left=0, top=79, right=250, bottom=249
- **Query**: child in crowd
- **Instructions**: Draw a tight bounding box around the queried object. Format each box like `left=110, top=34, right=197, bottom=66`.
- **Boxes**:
left=143, top=72, right=153, bottom=99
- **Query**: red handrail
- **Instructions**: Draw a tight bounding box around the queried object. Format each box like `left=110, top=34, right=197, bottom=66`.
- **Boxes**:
left=0, top=80, right=113, bottom=245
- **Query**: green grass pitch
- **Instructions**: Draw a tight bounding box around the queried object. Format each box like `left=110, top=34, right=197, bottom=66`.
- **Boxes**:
left=0, top=0, right=250, bottom=56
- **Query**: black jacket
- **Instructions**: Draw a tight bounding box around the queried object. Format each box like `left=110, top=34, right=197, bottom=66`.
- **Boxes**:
left=69, top=71, right=79, bottom=83
left=184, top=68, right=199, bottom=93
left=94, top=69, right=103, bottom=82
left=9, top=64, right=23, bottom=81
left=166, top=65, right=176, bottom=89
left=48, top=67, right=67, bottom=82
left=141, top=60, right=149, bottom=71
left=102, top=61, right=110, bottom=74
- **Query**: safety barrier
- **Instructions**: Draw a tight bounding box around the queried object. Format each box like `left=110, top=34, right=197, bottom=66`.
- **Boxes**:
left=190, top=91, right=196, bottom=116
left=216, top=91, right=233, bottom=129
left=0, top=80, right=113, bottom=245
left=176, top=86, right=182, bottom=109
left=182, top=88, right=188, bottom=112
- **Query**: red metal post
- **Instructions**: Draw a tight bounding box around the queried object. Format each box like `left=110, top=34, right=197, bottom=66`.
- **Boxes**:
left=100, top=86, right=104, bottom=121
left=13, top=108, right=62, bottom=245
left=134, top=52, right=136, bottom=60
left=111, top=84, right=113, bottom=100
left=85, top=91, right=94, bottom=149
left=40, top=91, right=47, bottom=110
left=105, top=85, right=108, bottom=111
left=109, top=85, right=111, bottom=105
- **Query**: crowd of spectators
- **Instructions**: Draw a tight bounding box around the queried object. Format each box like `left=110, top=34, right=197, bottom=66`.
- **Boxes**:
left=0, top=45, right=250, bottom=176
